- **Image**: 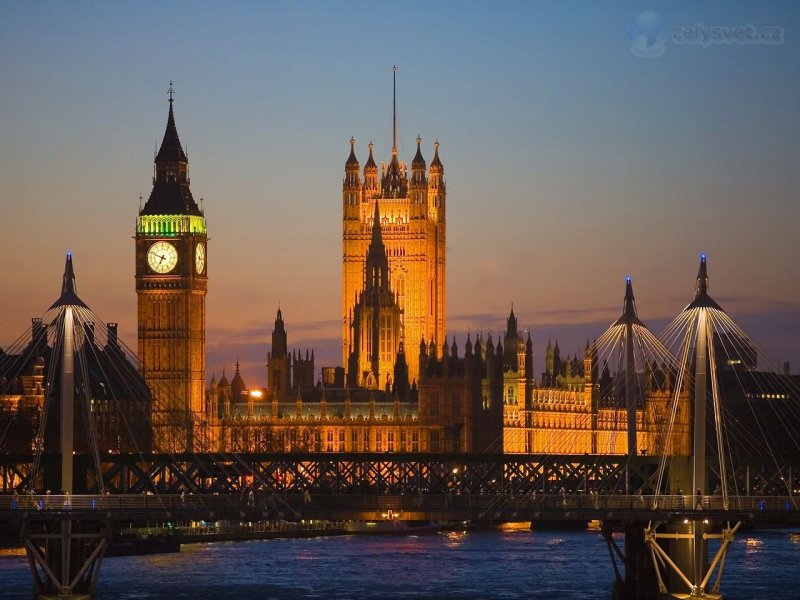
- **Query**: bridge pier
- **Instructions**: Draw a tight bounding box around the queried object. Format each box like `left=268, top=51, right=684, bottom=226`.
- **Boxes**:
left=605, top=521, right=658, bottom=600
left=22, top=514, right=110, bottom=600
left=644, top=518, right=740, bottom=599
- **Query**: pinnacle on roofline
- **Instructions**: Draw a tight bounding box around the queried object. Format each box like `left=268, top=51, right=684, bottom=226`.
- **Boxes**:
left=346, top=136, right=358, bottom=167
left=368, top=198, right=386, bottom=256
left=412, top=135, right=425, bottom=167
left=431, top=140, right=443, bottom=168
left=365, top=141, right=377, bottom=169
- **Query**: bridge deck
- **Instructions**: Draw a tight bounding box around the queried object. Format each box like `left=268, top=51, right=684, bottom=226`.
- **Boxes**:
left=2, top=493, right=799, bottom=526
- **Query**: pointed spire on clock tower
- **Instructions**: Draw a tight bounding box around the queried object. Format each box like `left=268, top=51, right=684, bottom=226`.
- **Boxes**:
left=156, top=81, right=187, bottom=163
left=141, top=83, right=201, bottom=216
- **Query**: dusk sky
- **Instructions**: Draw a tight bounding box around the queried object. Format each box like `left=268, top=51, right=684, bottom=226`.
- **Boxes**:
left=1, top=1, right=798, bottom=387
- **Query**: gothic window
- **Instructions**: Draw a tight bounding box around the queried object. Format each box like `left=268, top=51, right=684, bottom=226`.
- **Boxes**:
left=380, top=314, right=393, bottom=364
left=396, top=277, right=405, bottom=309
left=412, top=431, right=419, bottom=452
left=387, top=431, right=395, bottom=452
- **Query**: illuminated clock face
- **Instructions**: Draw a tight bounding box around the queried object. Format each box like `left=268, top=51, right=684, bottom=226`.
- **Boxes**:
left=195, top=242, right=206, bottom=274
left=147, top=241, right=178, bottom=274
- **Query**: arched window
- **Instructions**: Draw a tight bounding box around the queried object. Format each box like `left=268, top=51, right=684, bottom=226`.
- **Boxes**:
left=396, top=277, right=405, bottom=309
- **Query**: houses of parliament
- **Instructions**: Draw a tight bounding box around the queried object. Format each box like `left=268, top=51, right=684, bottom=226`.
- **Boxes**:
left=0, top=80, right=692, bottom=458
left=132, top=78, right=689, bottom=457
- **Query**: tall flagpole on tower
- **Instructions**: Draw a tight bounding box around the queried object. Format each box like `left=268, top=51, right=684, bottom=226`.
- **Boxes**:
left=392, top=65, right=397, bottom=155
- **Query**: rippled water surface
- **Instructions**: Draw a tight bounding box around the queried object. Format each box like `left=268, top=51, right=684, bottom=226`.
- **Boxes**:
left=2, top=528, right=799, bottom=599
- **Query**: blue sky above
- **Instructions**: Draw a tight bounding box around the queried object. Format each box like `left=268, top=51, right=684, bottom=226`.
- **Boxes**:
left=1, top=1, right=798, bottom=384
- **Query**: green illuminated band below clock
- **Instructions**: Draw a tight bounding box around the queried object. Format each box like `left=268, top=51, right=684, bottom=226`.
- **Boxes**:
left=147, top=241, right=178, bottom=274
left=195, top=242, right=206, bottom=274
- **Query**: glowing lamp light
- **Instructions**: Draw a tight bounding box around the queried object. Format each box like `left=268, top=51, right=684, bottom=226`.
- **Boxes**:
left=625, top=275, right=631, bottom=284
left=249, top=390, right=263, bottom=399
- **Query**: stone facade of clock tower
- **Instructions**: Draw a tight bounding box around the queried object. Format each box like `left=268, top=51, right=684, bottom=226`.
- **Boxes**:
left=135, top=90, right=208, bottom=452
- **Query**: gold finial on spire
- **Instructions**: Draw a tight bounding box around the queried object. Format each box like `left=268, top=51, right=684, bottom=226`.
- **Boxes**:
left=350, top=136, right=355, bottom=147
left=168, top=80, right=174, bottom=103
left=416, top=135, right=421, bottom=145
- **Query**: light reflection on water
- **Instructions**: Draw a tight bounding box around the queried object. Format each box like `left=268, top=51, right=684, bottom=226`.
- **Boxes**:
left=0, top=529, right=798, bottom=599
left=744, top=536, right=763, bottom=553
left=443, top=530, right=467, bottom=548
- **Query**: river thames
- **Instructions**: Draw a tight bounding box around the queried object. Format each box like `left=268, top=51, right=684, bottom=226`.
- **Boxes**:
left=2, top=528, right=799, bottom=598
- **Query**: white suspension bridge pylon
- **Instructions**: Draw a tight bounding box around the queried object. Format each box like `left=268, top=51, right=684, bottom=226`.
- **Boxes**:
left=646, top=255, right=744, bottom=599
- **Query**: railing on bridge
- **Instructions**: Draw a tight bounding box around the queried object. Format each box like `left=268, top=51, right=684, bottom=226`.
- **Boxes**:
left=0, top=453, right=661, bottom=495
left=3, top=453, right=797, bottom=504
left=2, top=493, right=799, bottom=521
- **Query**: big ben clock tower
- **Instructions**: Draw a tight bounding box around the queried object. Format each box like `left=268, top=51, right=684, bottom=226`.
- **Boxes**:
left=135, top=84, right=207, bottom=452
